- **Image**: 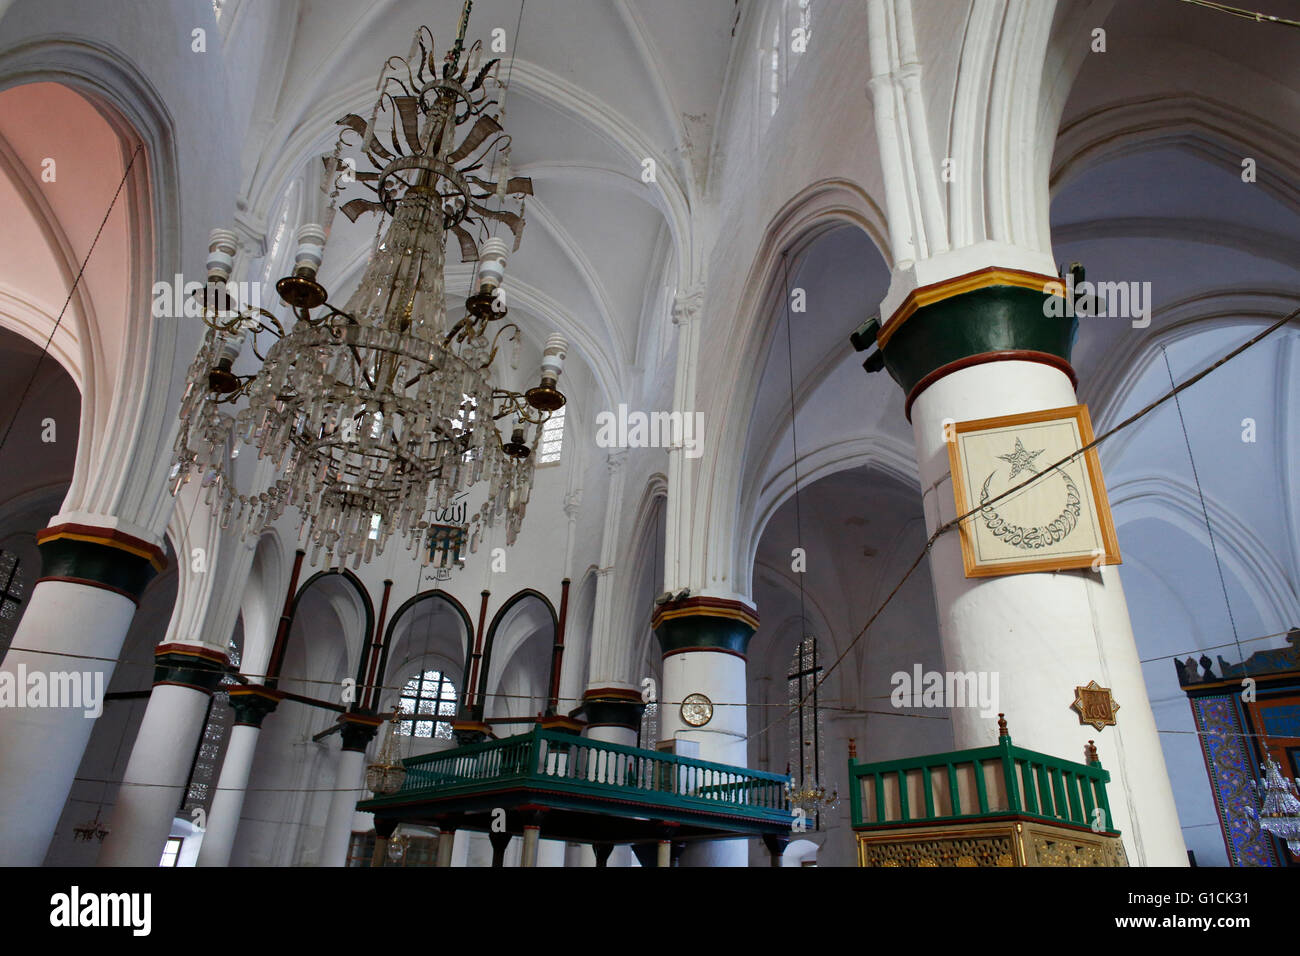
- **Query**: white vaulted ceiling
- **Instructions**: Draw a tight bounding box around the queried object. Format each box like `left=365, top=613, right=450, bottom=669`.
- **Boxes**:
left=233, top=0, right=739, bottom=410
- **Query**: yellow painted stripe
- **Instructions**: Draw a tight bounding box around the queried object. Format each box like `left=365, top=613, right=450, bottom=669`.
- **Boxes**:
left=877, top=268, right=1065, bottom=349
left=38, top=530, right=166, bottom=571
left=652, top=605, right=760, bottom=629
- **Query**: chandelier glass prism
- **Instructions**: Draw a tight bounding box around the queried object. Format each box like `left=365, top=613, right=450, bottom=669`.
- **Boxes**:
left=171, top=1, right=565, bottom=568
left=1251, top=753, right=1300, bottom=854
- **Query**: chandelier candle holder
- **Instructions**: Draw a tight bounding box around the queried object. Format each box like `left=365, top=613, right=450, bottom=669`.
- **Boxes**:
left=785, top=761, right=840, bottom=818
left=171, top=0, right=566, bottom=567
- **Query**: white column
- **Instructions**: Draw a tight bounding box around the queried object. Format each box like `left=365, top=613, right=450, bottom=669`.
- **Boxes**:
left=588, top=452, right=628, bottom=686
left=195, top=722, right=261, bottom=866
left=0, top=581, right=135, bottom=865
left=536, top=839, right=566, bottom=866
left=319, top=748, right=367, bottom=867
left=911, top=360, right=1187, bottom=866
left=98, top=670, right=220, bottom=866
left=660, top=650, right=749, bottom=867
left=521, top=824, right=541, bottom=867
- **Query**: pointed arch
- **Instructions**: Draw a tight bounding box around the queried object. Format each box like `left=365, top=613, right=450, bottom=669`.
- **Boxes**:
left=375, top=588, right=475, bottom=716
left=477, top=588, right=558, bottom=718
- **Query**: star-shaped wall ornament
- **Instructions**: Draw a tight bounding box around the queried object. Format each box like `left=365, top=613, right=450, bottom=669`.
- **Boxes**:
left=997, top=437, right=1045, bottom=479
left=1071, top=680, right=1120, bottom=731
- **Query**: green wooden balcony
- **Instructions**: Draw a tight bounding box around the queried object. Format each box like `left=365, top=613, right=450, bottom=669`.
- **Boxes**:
left=849, top=731, right=1118, bottom=835
left=358, top=725, right=794, bottom=843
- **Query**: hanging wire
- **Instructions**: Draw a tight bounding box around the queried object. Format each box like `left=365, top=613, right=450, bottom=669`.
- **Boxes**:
left=1173, top=0, right=1300, bottom=28
left=1160, top=345, right=1245, bottom=663
left=0, top=144, right=143, bottom=458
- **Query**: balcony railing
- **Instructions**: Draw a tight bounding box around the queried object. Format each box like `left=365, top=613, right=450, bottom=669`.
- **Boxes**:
left=849, top=732, right=1117, bottom=834
left=366, top=725, right=793, bottom=827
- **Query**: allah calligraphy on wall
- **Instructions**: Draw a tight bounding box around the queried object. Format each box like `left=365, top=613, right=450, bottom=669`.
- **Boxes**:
left=946, top=404, right=1121, bottom=577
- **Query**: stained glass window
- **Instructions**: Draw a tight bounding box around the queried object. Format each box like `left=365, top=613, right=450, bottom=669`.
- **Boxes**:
left=181, top=638, right=242, bottom=817
left=398, top=669, right=457, bottom=739
left=0, top=550, right=26, bottom=657
left=787, top=636, right=826, bottom=819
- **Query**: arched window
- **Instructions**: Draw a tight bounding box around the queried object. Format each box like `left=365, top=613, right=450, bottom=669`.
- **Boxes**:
left=763, top=0, right=813, bottom=121
left=787, top=636, right=826, bottom=805
left=537, top=405, right=565, bottom=465
left=398, top=669, right=458, bottom=739
left=767, top=17, right=782, bottom=118
left=789, top=0, right=812, bottom=70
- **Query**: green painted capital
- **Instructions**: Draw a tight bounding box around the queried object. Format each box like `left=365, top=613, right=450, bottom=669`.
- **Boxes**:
left=866, top=269, right=1079, bottom=419
left=36, top=526, right=166, bottom=604
left=227, top=685, right=284, bottom=727
left=339, top=712, right=384, bottom=751
left=651, top=597, right=759, bottom=659
left=579, top=688, right=645, bottom=730
left=152, top=643, right=230, bottom=694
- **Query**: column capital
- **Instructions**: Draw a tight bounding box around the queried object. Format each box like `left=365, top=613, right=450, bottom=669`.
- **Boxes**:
left=152, top=643, right=230, bottom=694
left=227, top=684, right=284, bottom=728
left=861, top=265, right=1078, bottom=420
left=35, top=522, right=167, bottom=605
left=563, top=489, right=583, bottom=518
left=338, top=712, right=385, bottom=752
left=650, top=596, right=759, bottom=659
left=577, top=686, right=646, bottom=731
left=671, top=285, right=704, bottom=327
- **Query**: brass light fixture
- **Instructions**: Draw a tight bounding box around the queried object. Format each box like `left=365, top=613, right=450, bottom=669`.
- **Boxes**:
left=172, top=0, right=566, bottom=568
left=366, top=710, right=408, bottom=797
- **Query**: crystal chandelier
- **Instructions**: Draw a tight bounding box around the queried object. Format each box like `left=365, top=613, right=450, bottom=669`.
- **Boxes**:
left=785, top=755, right=840, bottom=818
left=171, top=1, right=566, bottom=567
left=1250, top=753, right=1300, bottom=854
left=366, top=710, right=408, bottom=797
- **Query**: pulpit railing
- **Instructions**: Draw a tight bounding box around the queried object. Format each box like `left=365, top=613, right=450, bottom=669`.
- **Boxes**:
left=372, top=725, right=792, bottom=826
left=848, top=732, right=1117, bottom=834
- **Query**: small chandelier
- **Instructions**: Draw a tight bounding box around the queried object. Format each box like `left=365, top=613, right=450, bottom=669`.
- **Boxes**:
left=785, top=741, right=839, bottom=818
left=387, top=832, right=410, bottom=864
left=1250, top=753, right=1300, bottom=854
left=72, top=809, right=111, bottom=843
left=171, top=0, right=566, bottom=567
left=366, top=710, right=408, bottom=796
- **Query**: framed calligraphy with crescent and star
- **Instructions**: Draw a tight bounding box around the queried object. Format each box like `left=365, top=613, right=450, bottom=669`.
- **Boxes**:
left=946, top=404, right=1121, bottom=577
